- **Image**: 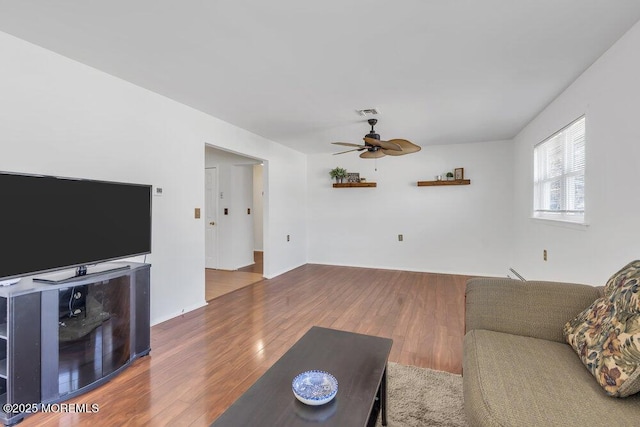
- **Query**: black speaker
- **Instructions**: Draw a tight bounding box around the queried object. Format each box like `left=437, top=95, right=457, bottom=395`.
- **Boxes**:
left=58, top=285, right=88, bottom=318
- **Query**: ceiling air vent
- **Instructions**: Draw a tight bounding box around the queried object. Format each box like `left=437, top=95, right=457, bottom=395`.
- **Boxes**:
left=356, top=108, right=380, bottom=116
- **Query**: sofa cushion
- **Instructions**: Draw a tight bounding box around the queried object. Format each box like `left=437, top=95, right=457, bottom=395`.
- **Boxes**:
left=465, top=278, right=601, bottom=343
left=563, top=260, right=640, bottom=397
left=463, top=330, right=640, bottom=426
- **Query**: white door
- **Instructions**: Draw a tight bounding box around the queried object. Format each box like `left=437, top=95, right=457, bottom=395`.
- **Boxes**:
left=205, top=167, right=219, bottom=269
left=232, top=165, right=255, bottom=268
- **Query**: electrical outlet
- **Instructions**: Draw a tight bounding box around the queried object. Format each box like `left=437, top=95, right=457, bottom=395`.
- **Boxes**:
left=543, top=249, right=547, bottom=261
left=398, top=234, right=403, bottom=242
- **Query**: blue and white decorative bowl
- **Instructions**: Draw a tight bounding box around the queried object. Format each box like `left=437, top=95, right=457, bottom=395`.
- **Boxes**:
left=292, top=370, right=338, bottom=406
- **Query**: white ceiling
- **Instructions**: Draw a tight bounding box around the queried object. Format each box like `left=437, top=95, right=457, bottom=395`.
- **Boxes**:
left=1, top=1, right=640, bottom=154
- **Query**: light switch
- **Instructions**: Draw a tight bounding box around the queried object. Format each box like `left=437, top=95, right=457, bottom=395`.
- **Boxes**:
left=195, top=208, right=201, bottom=219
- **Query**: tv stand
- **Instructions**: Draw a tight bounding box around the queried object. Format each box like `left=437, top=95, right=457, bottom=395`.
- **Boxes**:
left=0, top=279, right=19, bottom=287
left=0, top=262, right=150, bottom=426
left=33, top=263, right=131, bottom=284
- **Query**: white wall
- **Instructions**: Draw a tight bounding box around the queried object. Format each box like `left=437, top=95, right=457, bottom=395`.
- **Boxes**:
left=307, top=140, right=513, bottom=277
left=0, top=31, right=308, bottom=324
left=262, top=155, right=307, bottom=278
left=511, top=21, right=640, bottom=285
left=253, top=164, right=265, bottom=252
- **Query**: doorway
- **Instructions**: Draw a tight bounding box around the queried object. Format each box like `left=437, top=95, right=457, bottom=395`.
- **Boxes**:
left=204, top=146, right=265, bottom=301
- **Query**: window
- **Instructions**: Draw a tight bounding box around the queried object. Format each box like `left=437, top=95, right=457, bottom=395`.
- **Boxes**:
left=533, top=116, right=585, bottom=223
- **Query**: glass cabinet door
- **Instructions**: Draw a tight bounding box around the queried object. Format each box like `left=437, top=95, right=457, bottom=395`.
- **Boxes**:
left=58, top=277, right=130, bottom=395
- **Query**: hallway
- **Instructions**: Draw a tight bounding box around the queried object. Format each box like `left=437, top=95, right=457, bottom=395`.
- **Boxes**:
left=205, top=252, right=263, bottom=301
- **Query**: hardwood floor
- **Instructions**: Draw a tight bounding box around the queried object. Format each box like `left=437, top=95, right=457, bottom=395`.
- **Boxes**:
left=206, top=252, right=264, bottom=301
left=205, top=269, right=263, bottom=301
left=25, top=264, right=470, bottom=427
left=237, top=251, right=263, bottom=274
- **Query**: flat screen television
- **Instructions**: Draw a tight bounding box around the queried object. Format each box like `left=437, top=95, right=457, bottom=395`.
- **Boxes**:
left=0, top=171, right=152, bottom=283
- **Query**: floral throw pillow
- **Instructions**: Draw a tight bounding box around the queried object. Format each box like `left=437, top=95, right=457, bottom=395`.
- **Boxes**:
left=563, top=260, right=640, bottom=397
left=605, top=260, right=640, bottom=314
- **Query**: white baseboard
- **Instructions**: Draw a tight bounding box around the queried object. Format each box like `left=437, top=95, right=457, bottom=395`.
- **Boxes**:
left=307, top=260, right=505, bottom=278
left=264, top=261, right=306, bottom=280
left=151, top=300, right=208, bottom=326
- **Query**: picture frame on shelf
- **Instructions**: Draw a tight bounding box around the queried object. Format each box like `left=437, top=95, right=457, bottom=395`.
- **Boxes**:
left=346, top=172, right=360, bottom=183
left=454, top=168, right=464, bottom=180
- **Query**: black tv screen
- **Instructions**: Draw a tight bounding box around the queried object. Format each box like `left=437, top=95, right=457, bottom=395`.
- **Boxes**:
left=0, top=171, right=152, bottom=281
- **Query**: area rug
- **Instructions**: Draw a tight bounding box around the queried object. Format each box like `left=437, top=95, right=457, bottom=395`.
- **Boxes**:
left=376, top=362, right=467, bottom=427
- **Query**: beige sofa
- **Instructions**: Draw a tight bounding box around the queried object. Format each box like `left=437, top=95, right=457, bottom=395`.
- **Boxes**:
left=463, top=278, right=640, bottom=426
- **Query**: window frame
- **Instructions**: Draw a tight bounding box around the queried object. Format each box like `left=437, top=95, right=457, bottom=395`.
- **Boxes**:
left=532, top=116, right=586, bottom=225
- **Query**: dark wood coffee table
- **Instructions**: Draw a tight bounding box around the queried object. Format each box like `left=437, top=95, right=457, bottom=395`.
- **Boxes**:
left=210, top=326, right=393, bottom=426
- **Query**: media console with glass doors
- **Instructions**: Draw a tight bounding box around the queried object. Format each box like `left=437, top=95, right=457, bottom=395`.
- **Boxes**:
left=0, top=262, right=150, bottom=426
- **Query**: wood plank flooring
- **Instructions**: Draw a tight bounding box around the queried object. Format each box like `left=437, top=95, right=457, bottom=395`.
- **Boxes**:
left=237, top=251, right=263, bottom=274
left=206, top=252, right=264, bottom=300
left=24, top=264, right=470, bottom=427
left=205, top=269, right=263, bottom=301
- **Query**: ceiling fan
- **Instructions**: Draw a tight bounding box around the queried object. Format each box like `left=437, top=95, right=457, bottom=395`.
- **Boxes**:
left=332, top=119, right=421, bottom=158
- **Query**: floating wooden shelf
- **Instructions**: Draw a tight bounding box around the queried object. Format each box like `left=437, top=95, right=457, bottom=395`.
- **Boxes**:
left=333, top=182, right=377, bottom=188
left=417, top=179, right=471, bottom=186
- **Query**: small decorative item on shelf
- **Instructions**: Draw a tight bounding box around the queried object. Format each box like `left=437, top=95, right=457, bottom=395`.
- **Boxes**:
left=329, top=167, right=348, bottom=183
left=346, top=172, right=360, bottom=183
left=436, top=175, right=442, bottom=181
left=454, top=167, right=464, bottom=180
left=359, top=177, right=367, bottom=183
left=446, top=172, right=454, bottom=181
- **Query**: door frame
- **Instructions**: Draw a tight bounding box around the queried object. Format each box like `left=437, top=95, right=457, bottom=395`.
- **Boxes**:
left=205, top=166, right=219, bottom=269
left=204, top=144, right=268, bottom=277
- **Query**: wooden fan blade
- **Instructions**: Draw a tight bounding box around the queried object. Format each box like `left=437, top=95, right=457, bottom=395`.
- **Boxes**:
left=360, top=150, right=386, bottom=159
left=363, top=137, right=402, bottom=151
left=332, top=142, right=365, bottom=148
left=333, top=148, right=363, bottom=155
left=381, top=139, right=422, bottom=156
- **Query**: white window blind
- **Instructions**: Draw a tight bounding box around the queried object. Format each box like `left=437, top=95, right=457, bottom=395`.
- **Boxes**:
left=533, top=116, right=585, bottom=223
